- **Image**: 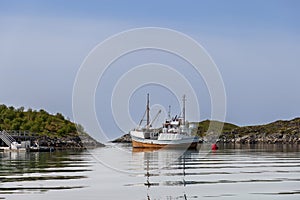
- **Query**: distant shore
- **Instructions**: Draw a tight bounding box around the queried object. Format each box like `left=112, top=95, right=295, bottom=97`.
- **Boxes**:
left=112, top=117, right=300, bottom=145
left=112, top=133, right=300, bottom=144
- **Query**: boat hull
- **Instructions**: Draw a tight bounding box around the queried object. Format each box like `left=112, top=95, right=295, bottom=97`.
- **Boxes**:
left=29, top=146, right=55, bottom=152
left=130, top=130, right=199, bottom=150
left=132, top=139, right=198, bottom=149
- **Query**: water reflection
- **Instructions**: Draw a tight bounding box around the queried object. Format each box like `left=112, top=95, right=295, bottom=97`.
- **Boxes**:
left=132, top=148, right=199, bottom=200
left=130, top=144, right=300, bottom=200
left=219, top=143, right=300, bottom=152
left=1, top=144, right=300, bottom=199
left=0, top=150, right=91, bottom=195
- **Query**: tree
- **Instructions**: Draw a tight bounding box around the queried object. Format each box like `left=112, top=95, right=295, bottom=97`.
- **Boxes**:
left=56, top=113, right=65, bottom=120
left=0, top=104, right=88, bottom=138
left=30, top=123, right=40, bottom=133
left=0, top=104, right=7, bottom=113
left=11, top=118, right=22, bottom=130
left=17, top=106, right=24, bottom=112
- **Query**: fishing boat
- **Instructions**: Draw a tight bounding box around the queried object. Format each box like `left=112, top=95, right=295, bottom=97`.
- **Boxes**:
left=130, top=94, right=199, bottom=149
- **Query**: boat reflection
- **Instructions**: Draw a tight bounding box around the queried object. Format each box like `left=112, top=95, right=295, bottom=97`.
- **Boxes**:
left=132, top=148, right=197, bottom=200
left=132, top=147, right=161, bottom=153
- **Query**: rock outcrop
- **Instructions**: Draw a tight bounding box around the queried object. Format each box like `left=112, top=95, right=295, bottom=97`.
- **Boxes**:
left=111, top=134, right=132, bottom=143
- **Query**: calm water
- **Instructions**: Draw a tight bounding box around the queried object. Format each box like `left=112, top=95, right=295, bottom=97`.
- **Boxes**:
left=0, top=144, right=300, bottom=200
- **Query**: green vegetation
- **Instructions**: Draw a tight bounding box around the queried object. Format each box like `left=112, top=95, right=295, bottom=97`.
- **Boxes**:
left=191, top=120, right=239, bottom=137
left=0, top=104, right=84, bottom=138
left=229, top=118, right=300, bottom=137
left=192, top=118, right=300, bottom=143
left=192, top=118, right=300, bottom=137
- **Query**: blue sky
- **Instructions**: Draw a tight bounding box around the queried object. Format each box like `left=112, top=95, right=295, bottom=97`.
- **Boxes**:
left=1, top=0, right=300, bottom=139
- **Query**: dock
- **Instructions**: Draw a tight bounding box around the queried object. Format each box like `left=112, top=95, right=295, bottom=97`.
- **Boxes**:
left=0, top=130, right=54, bottom=152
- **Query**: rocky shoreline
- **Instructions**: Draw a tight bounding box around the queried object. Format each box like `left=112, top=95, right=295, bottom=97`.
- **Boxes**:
left=111, top=134, right=132, bottom=143
left=217, top=118, right=300, bottom=144
left=217, top=133, right=300, bottom=144
left=7, top=134, right=104, bottom=150
left=35, top=136, right=104, bottom=149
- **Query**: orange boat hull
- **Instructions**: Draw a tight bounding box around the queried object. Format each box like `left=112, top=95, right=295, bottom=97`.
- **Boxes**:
left=132, top=140, right=198, bottom=149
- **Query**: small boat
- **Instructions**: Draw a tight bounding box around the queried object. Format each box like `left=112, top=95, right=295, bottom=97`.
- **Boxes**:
left=29, top=142, right=55, bottom=152
left=29, top=146, right=55, bottom=152
left=130, top=94, right=199, bottom=149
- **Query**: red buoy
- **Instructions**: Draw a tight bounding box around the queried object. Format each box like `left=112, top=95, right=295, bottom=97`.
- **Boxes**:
left=211, top=143, right=218, bottom=150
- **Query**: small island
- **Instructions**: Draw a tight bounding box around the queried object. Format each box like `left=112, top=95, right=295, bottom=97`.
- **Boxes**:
left=0, top=104, right=103, bottom=151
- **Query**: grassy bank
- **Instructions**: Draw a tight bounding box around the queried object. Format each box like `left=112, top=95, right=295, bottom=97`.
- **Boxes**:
left=0, top=104, right=103, bottom=148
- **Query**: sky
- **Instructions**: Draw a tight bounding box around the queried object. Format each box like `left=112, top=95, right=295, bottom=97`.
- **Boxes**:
left=1, top=0, right=300, bottom=140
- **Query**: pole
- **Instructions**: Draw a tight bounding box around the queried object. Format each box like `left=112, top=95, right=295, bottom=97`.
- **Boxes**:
left=182, top=95, right=186, bottom=126
left=146, top=93, right=150, bottom=127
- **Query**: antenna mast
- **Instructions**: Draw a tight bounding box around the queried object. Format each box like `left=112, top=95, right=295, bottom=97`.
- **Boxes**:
left=168, top=105, right=171, bottom=119
left=182, top=95, right=186, bottom=125
left=146, top=93, right=150, bottom=127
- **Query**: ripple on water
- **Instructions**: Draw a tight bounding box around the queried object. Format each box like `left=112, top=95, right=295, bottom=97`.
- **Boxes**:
left=1, top=144, right=300, bottom=199
left=0, top=151, right=91, bottom=195
left=124, top=146, right=300, bottom=199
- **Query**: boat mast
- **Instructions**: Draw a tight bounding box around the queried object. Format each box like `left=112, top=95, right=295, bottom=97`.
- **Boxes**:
left=168, top=105, right=171, bottom=119
left=182, top=95, right=186, bottom=125
left=146, top=93, right=150, bottom=127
